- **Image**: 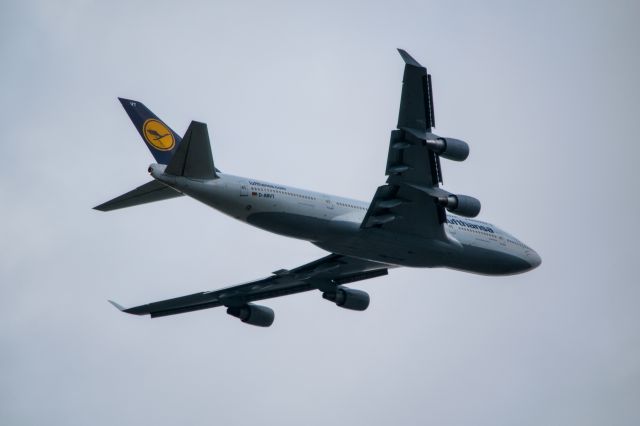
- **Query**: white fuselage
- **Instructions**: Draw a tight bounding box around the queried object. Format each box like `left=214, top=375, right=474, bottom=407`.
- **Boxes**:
left=151, top=167, right=541, bottom=276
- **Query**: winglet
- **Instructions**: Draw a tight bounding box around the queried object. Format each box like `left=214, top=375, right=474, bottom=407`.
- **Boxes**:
left=397, top=48, right=424, bottom=68
left=108, top=300, right=127, bottom=311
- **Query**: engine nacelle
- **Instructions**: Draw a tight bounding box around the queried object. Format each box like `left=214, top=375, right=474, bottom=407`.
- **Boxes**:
left=426, top=136, right=470, bottom=161
left=226, top=303, right=274, bottom=327
left=322, top=286, right=370, bottom=311
left=437, top=194, right=481, bottom=218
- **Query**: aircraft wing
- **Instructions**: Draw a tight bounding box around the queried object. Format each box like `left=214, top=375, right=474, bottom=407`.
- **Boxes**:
left=361, top=49, right=452, bottom=239
left=110, top=254, right=389, bottom=318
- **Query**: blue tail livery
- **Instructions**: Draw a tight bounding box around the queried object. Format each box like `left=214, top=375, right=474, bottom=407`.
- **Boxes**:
left=118, top=98, right=182, bottom=164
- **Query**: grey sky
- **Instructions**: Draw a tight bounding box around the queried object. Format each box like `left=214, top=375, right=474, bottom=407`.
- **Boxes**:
left=1, top=0, right=639, bottom=425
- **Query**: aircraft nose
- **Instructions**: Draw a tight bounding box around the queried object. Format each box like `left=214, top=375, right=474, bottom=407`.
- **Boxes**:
left=527, top=250, right=542, bottom=270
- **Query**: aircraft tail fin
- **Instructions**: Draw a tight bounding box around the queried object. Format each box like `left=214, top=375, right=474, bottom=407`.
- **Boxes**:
left=118, top=98, right=182, bottom=164
left=93, top=180, right=183, bottom=212
left=165, top=121, right=218, bottom=179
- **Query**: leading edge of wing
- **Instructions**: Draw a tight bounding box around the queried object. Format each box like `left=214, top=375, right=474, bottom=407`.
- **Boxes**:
left=108, top=254, right=390, bottom=318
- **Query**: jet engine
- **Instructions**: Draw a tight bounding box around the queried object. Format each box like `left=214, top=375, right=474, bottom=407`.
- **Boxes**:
left=226, top=303, right=275, bottom=327
left=437, top=194, right=481, bottom=218
left=426, top=136, right=469, bottom=161
left=322, top=286, right=370, bottom=311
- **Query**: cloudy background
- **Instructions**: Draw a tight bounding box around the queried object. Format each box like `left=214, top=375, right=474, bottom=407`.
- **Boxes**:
left=1, top=0, right=639, bottom=425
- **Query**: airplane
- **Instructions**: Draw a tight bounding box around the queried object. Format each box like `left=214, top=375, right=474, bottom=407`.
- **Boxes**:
left=97, top=49, right=541, bottom=327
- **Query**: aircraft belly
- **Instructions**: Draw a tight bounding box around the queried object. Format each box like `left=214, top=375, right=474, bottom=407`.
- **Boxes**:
left=172, top=178, right=534, bottom=275
left=169, top=179, right=250, bottom=221
left=313, top=229, right=461, bottom=267
left=446, top=244, right=532, bottom=276
left=442, top=226, right=533, bottom=275
left=246, top=212, right=358, bottom=241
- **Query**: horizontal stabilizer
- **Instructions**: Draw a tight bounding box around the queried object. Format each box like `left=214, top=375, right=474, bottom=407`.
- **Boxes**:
left=165, top=121, right=218, bottom=179
left=93, top=180, right=182, bottom=212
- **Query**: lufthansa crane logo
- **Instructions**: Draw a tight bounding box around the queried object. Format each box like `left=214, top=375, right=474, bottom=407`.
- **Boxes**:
left=143, top=119, right=175, bottom=151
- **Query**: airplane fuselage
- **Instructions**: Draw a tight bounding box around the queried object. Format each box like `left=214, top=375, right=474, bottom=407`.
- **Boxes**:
left=150, top=165, right=541, bottom=276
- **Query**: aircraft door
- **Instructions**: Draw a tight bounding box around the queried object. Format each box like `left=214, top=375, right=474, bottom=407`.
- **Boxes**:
left=240, top=184, right=249, bottom=197
left=324, top=198, right=335, bottom=210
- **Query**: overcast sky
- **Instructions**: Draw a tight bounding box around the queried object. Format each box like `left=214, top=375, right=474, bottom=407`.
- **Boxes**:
left=1, top=1, right=639, bottom=425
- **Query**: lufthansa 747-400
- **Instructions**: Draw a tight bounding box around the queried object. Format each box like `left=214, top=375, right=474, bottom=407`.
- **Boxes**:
left=96, top=50, right=541, bottom=327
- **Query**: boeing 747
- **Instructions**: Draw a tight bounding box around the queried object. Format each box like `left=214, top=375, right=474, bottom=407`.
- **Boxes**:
left=97, top=50, right=541, bottom=327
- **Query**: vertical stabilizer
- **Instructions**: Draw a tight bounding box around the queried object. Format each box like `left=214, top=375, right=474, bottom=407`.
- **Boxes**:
left=118, top=98, right=182, bottom=164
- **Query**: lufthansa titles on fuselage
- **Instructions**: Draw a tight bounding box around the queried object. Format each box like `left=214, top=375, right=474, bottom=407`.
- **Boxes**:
left=446, top=216, right=494, bottom=233
left=249, top=181, right=287, bottom=191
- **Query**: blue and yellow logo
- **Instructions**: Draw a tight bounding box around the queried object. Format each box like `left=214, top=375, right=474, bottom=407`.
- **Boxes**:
left=143, top=119, right=175, bottom=151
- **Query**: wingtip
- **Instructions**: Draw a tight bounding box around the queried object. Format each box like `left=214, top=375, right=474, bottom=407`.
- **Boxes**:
left=397, top=48, right=423, bottom=68
left=108, top=300, right=127, bottom=311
